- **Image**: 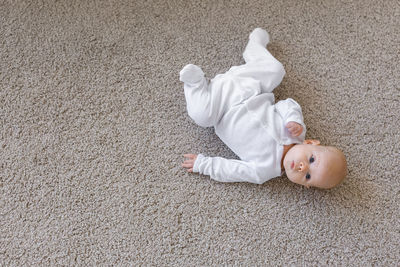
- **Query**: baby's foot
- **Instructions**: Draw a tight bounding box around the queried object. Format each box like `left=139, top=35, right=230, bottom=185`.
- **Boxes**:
left=179, top=64, right=205, bottom=84
left=249, top=28, right=270, bottom=46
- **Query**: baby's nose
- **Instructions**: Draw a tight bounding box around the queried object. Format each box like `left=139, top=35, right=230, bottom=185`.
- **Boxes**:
left=299, top=162, right=308, bottom=172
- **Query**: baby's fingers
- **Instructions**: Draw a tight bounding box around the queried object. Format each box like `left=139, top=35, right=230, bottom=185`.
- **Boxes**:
left=287, top=126, right=296, bottom=133
left=293, top=127, right=302, bottom=136
left=182, top=159, right=194, bottom=167
left=182, top=154, right=197, bottom=172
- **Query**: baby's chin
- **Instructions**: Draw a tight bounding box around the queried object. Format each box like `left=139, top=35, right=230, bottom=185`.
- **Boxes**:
left=283, top=162, right=295, bottom=180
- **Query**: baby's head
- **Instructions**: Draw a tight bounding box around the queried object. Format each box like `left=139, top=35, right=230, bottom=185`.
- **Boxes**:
left=283, top=140, right=347, bottom=189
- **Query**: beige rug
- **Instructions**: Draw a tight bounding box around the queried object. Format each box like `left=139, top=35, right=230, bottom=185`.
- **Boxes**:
left=1, top=0, right=399, bottom=265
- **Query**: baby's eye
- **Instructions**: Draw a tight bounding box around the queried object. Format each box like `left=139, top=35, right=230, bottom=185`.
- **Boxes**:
left=309, top=155, right=315, bottom=163
left=306, top=173, right=311, bottom=180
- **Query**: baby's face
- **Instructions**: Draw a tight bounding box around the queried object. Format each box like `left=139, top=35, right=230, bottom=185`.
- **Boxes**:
left=283, top=144, right=347, bottom=189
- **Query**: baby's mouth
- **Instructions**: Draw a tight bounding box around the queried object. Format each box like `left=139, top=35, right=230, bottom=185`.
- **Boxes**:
left=290, top=161, right=295, bottom=169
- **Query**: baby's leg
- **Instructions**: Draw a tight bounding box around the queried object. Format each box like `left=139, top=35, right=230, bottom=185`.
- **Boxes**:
left=181, top=64, right=262, bottom=128
left=243, top=28, right=273, bottom=63
left=232, top=28, right=285, bottom=93
left=180, top=64, right=214, bottom=128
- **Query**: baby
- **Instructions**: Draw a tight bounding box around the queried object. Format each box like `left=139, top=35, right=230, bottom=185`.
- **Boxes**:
left=180, top=28, right=347, bottom=189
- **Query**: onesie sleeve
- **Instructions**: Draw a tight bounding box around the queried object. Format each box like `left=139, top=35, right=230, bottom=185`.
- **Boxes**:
left=193, top=154, right=266, bottom=184
left=275, top=98, right=306, bottom=130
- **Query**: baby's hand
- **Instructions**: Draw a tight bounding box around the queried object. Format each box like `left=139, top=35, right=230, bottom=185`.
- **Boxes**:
left=286, top=122, right=303, bottom=137
left=182, top=154, right=197, bottom=172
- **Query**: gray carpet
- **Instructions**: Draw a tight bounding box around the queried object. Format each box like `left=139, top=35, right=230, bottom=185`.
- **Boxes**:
left=1, top=0, right=399, bottom=265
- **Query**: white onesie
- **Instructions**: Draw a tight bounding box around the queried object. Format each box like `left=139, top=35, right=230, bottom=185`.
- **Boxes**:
left=180, top=28, right=306, bottom=184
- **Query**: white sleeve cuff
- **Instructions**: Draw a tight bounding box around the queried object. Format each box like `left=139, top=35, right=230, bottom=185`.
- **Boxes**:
left=285, top=115, right=303, bottom=126
left=193, top=154, right=205, bottom=173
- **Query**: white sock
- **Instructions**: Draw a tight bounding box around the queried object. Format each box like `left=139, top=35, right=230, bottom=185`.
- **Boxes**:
left=249, top=28, right=270, bottom=47
left=179, top=64, right=205, bottom=84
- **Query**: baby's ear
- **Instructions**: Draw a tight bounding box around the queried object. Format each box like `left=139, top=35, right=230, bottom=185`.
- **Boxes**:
left=303, top=139, right=321, bottom=146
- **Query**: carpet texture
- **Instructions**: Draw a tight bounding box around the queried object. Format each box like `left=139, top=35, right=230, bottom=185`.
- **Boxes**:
left=1, top=0, right=399, bottom=265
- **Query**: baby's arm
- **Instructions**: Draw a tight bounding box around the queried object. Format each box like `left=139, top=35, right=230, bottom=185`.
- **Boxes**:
left=182, top=154, right=265, bottom=184
left=275, top=98, right=306, bottom=138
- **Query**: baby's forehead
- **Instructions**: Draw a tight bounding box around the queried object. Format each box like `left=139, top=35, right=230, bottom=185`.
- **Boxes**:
left=315, top=148, right=344, bottom=171
left=312, top=154, right=337, bottom=180
left=323, top=146, right=344, bottom=159
left=314, top=145, right=339, bottom=154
